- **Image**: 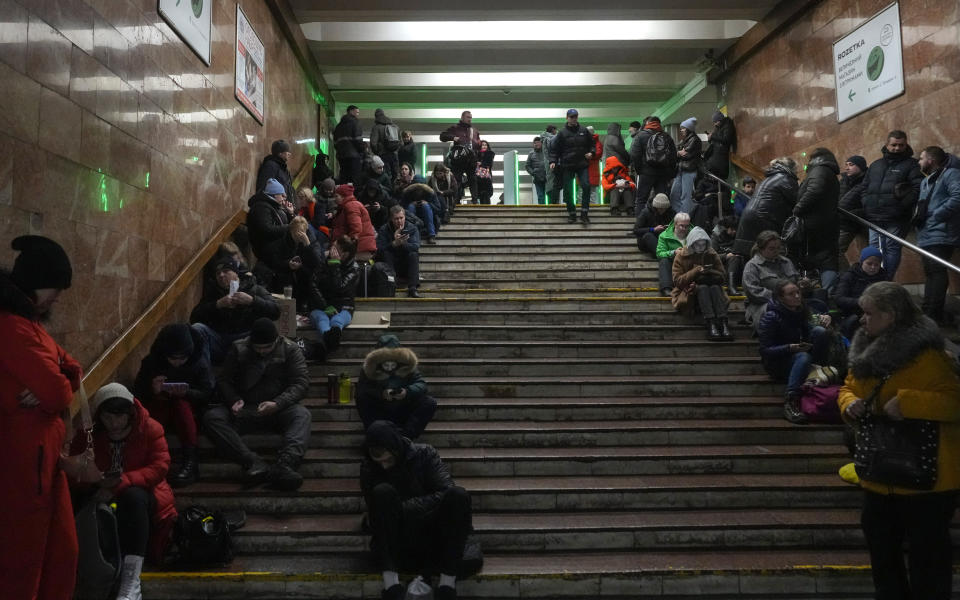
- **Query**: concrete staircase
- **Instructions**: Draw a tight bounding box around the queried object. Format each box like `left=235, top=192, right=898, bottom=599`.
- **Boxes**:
left=144, top=205, right=944, bottom=598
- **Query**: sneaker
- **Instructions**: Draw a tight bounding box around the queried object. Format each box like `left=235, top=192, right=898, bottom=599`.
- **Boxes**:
left=580, top=213, right=590, bottom=225
left=566, top=214, right=577, bottom=224
left=243, top=457, right=270, bottom=486
left=266, top=460, right=304, bottom=491
left=783, top=394, right=808, bottom=424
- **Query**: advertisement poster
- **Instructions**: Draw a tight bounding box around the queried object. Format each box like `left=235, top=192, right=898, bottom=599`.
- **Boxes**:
left=833, top=3, right=904, bottom=122
left=158, top=0, right=212, bottom=65
left=235, top=5, right=265, bottom=124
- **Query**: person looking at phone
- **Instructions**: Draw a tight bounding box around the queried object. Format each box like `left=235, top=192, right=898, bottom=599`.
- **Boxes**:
left=308, top=236, right=362, bottom=359
left=356, top=334, right=437, bottom=439
left=377, top=205, right=422, bottom=298
left=741, top=231, right=799, bottom=328
left=203, top=318, right=311, bottom=490
left=71, top=383, right=178, bottom=600
left=133, top=324, right=215, bottom=487
left=756, top=279, right=833, bottom=424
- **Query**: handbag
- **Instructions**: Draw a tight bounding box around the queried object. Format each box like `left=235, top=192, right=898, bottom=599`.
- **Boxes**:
left=60, top=384, right=102, bottom=484
left=853, top=375, right=940, bottom=490
left=475, top=165, right=491, bottom=180
left=781, top=215, right=805, bottom=246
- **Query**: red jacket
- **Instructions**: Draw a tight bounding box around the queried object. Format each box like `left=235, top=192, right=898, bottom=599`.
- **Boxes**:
left=587, top=134, right=603, bottom=186
left=602, top=156, right=637, bottom=192
left=73, top=399, right=178, bottom=562
left=332, top=197, right=377, bottom=253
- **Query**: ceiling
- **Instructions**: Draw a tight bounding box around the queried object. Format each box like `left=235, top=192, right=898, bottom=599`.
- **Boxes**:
left=292, top=0, right=779, bottom=199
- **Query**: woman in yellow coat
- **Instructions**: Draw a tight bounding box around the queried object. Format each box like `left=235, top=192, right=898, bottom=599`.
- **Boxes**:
left=838, top=281, right=960, bottom=599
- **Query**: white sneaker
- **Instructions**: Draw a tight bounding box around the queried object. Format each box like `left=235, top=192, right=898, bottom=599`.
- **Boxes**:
left=116, top=555, right=144, bottom=600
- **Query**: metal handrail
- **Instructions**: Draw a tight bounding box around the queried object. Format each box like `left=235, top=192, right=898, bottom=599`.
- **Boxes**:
left=837, top=208, right=960, bottom=276
left=704, top=171, right=751, bottom=217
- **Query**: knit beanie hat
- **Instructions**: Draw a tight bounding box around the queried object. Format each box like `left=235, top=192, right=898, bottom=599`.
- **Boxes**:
left=651, top=193, right=670, bottom=209
left=212, top=252, right=239, bottom=274
left=11, top=235, right=72, bottom=291
left=859, top=246, right=883, bottom=263
left=376, top=334, right=401, bottom=349
left=335, top=184, right=355, bottom=199
left=320, top=178, right=336, bottom=196
left=264, top=178, right=286, bottom=196
left=680, top=117, right=697, bottom=131
left=371, top=155, right=385, bottom=168
left=271, top=139, right=291, bottom=155
left=91, top=382, right=134, bottom=415
left=250, top=318, right=278, bottom=345
left=846, top=155, right=868, bottom=172
left=155, top=323, right=195, bottom=358
left=712, top=111, right=725, bottom=123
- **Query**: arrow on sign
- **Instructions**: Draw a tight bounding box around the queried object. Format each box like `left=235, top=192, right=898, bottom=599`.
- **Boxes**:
left=848, top=89, right=856, bottom=101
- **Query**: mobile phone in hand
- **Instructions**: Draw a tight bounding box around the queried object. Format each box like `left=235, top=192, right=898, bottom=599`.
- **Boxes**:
left=161, top=382, right=189, bottom=395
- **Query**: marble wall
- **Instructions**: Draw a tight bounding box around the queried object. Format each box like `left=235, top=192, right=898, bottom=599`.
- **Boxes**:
left=0, top=0, right=321, bottom=367
left=724, top=0, right=960, bottom=282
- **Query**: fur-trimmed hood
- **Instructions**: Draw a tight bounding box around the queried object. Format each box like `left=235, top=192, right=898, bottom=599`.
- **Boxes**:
left=848, top=316, right=944, bottom=379
left=362, top=346, right=419, bottom=380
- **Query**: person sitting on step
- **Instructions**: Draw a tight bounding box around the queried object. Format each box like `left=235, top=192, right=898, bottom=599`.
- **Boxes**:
left=831, top=246, right=888, bottom=339
left=357, top=334, right=437, bottom=440
left=400, top=176, right=440, bottom=244
left=72, top=383, right=178, bottom=600
left=203, top=319, right=311, bottom=490
left=655, top=212, right=691, bottom=296
left=133, top=323, right=214, bottom=487
left=741, top=231, right=799, bottom=328
left=671, top=226, right=734, bottom=341
left=307, top=235, right=361, bottom=360
left=711, top=215, right=743, bottom=295
left=377, top=205, right=422, bottom=298
left=362, top=420, right=472, bottom=600
left=756, top=279, right=833, bottom=424
left=635, top=193, right=675, bottom=251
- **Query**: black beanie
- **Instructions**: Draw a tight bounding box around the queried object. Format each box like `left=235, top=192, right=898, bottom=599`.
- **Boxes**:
left=629, top=121, right=642, bottom=129
left=846, top=155, right=867, bottom=172
left=250, top=318, right=278, bottom=345
left=11, top=236, right=72, bottom=291
left=272, top=139, right=291, bottom=155
left=212, top=252, right=239, bottom=275
left=155, top=324, right=195, bottom=358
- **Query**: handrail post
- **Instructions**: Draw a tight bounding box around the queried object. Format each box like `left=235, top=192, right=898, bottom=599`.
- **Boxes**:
left=837, top=208, right=960, bottom=276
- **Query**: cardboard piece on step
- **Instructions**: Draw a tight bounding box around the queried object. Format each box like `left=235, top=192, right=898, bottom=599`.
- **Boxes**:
left=271, top=293, right=297, bottom=338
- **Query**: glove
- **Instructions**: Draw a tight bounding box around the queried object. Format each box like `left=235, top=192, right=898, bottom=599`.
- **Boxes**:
left=324, top=306, right=337, bottom=316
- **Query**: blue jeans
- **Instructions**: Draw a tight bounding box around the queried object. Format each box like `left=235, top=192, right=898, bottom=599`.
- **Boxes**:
left=191, top=323, right=247, bottom=365
left=534, top=181, right=546, bottom=204
left=412, top=202, right=436, bottom=237
left=560, top=166, right=591, bottom=215
left=670, top=170, right=697, bottom=214
left=764, top=326, right=830, bottom=395
left=868, top=223, right=906, bottom=278
left=309, top=309, right=352, bottom=334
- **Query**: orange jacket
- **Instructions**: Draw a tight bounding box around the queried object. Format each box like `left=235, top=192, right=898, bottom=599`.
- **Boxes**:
left=602, top=156, right=636, bottom=192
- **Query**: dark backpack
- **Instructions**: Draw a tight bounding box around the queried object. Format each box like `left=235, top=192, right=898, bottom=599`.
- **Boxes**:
left=74, top=500, right=122, bottom=600
left=172, top=506, right=234, bottom=566
left=449, top=145, right=477, bottom=172
left=357, top=261, right=397, bottom=298
left=383, top=124, right=402, bottom=152
left=644, top=131, right=677, bottom=169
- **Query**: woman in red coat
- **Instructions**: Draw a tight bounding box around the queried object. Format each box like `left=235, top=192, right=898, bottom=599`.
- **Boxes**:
left=0, top=235, right=80, bottom=600
left=331, top=183, right=377, bottom=260
left=75, top=383, right=178, bottom=600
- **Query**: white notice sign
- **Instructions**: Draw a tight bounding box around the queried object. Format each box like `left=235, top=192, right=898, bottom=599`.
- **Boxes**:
left=158, top=0, right=212, bottom=66
left=833, top=2, right=904, bottom=123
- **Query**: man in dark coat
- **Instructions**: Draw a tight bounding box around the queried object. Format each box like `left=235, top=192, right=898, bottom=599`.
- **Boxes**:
left=733, top=158, right=799, bottom=256
left=629, top=116, right=676, bottom=234
left=369, top=108, right=400, bottom=180
left=635, top=193, right=675, bottom=255
left=377, top=206, right=422, bottom=298
left=247, top=178, right=292, bottom=265
left=203, top=318, right=311, bottom=490
left=440, top=111, right=482, bottom=203
left=255, top=139, right=294, bottom=199
left=849, top=130, right=924, bottom=277
left=525, top=137, right=548, bottom=204
left=334, top=105, right=364, bottom=185
left=837, top=155, right=867, bottom=270
left=361, top=421, right=472, bottom=600
left=703, top=112, right=737, bottom=179
left=550, top=109, right=597, bottom=225
left=792, top=148, right=840, bottom=288
left=916, top=146, right=960, bottom=322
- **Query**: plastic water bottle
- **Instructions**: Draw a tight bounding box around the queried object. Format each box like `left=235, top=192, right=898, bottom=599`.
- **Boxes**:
left=338, top=372, right=351, bottom=404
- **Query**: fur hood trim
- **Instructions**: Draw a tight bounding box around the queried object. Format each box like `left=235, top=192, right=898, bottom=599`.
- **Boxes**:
left=362, top=346, right=419, bottom=380
left=848, top=316, right=944, bottom=379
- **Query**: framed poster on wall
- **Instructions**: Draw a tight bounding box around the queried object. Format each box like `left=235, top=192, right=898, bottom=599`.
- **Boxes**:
left=235, top=5, right=265, bottom=124
left=158, top=0, right=212, bottom=66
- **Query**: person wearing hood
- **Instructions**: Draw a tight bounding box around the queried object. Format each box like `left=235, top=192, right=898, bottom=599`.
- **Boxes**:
left=190, top=253, right=280, bottom=364
left=378, top=206, right=422, bottom=298
left=0, top=236, right=80, bottom=600
left=540, top=125, right=561, bottom=205
left=792, top=147, right=841, bottom=288
left=756, top=279, right=833, bottom=423
left=369, top=108, right=401, bottom=180
left=916, top=146, right=960, bottom=323
left=669, top=117, right=703, bottom=214
left=440, top=111, right=482, bottom=203
left=526, top=137, right=548, bottom=204
left=398, top=131, right=419, bottom=175
left=550, top=109, right=597, bottom=225
left=360, top=177, right=396, bottom=230
left=602, top=122, right=630, bottom=167
left=133, top=324, right=214, bottom=487
left=308, top=235, right=361, bottom=358
left=852, top=130, right=924, bottom=277
left=837, top=282, right=960, bottom=600
left=711, top=215, right=743, bottom=294
left=831, top=246, right=887, bottom=338
left=72, top=383, right=178, bottom=600
left=733, top=157, right=799, bottom=256
left=247, top=177, right=292, bottom=263
left=361, top=421, right=471, bottom=600
left=741, top=231, right=799, bottom=327
left=671, top=226, right=733, bottom=341
left=838, top=156, right=868, bottom=270
left=357, top=335, right=437, bottom=439
left=656, top=212, right=691, bottom=297
left=636, top=193, right=675, bottom=255
left=429, top=162, right=460, bottom=221
left=703, top=111, right=737, bottom=180
left=203, top=318, right=311, bottom=491
left=603, top=153, right=636, bottom=217
left=256, top=139, right=295, bottom=199
left=402, top=176, right=441, bottom=243
left=361, top=155, right=394, bottom=192
left=334, top=105, right=364, bottom=185
left=331, top=183, right=378, bottom=260
left=629, top=116, right=677, bottom=234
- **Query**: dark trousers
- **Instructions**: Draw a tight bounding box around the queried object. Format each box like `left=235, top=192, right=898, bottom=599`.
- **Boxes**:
left=534, top=181, right=546, bottom=204
left=116, top=486, right=153, bottom=557
left=559, top=166, right=591, bottom=216
left=338, top=156, right=362, bottom=186
left=379, top=152, right=399, bottom=181
left=861, top=490, right=956, bottom=600
left=634, top=173, right=670, bottom=230
left=658, top=257, right=673, bottom=292
left=382, top=247, right=420, bottom=291
left=191, top=323, right=247, bottom=365
left=639, top=231, right=659, bottom=255
left=369, top=484, right=472, bottom=574
left=357, top=395, right=438, bottom=439
left=722, top=254, right=743, bottom=288
left=696, top=284, right=728, bottom=319
left=453, top=168, right=478, bottom=203
left=921, top=245, right=956, bottom=322
left=202, top=403, right=311, bottom=467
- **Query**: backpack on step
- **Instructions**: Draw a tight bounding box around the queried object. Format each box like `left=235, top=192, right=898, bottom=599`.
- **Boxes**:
left=74, top=499, right=122, bottom=600
left=644, top=131, right=677, bottom=170
left=171, top=505, right=234, bottom=566
left=357, top=261, right=397, bottom=298
left=383, top=123, right=402, bottom=152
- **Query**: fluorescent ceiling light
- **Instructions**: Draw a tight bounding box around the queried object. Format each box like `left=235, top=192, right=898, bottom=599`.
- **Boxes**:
left=324, top=71, right=690, bottom=88
left=355, top=108, right=643, bottom=120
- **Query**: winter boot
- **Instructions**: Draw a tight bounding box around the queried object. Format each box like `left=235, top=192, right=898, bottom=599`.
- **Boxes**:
left=267, top=455, right=304, bottom=491
left=323, top=326, right=342, bottom=352
left=727, top=270, right=740, bottom=295
left=566, top=213, right=577, bottom=224
left=718, top=318, right=735, bottom=341
left=435, top=585, right=458, bottom=600
left=116, top=555, right=144, bottom=600
left=169, top=446, right=199, bottom=487
left=706, top=319, right=722, bottom=341
left=783, top=392, right=808, bottom=424
left=580, top=212, right=590, bottom=226
left=243, top=456, right=270, bottom=487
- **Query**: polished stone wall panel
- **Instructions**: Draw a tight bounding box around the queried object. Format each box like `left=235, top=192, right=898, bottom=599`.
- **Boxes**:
left=0, top=0, right=322, bottom=368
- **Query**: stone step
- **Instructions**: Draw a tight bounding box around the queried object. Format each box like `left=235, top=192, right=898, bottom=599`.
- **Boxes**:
left=415, top=281, right=661, bottom=290
left=420, top=269, right=657, bottom=281
left=435, top=230, right=634, bottom=239
left=379, top=309, right=744, bottom=326
left=421, top=240, right=638, bottom=251
left=421, top=252, right=644, bottom=263
left=422, top=259, right=652, bottom=270
left=352, top=298, right=711, bottom=312
left=172, top=473, right=859, bottom=514
left=440, top=224, right=631, bottom=233
left=329, top=324, right=751, bottom=342
left=403, top=288, right=671, bottom=298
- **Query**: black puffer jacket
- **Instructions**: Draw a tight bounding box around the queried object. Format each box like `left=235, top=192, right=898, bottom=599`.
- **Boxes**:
left=676, top=130, right=703, bottom=173
left=703, top=117, right=737, bottom=178
left=793, top=149, right=840, bottom=272
left=550, top=122, right=595, bottom=171
left=856, top=145, right=923, bottom=224
left=246, top=192, right=291, bottom=262
left=255, top=155, right=293, bottom=199
left=189, top=274, right=280, bottom=336
left=308, top=258, right=360, bottom=312
left=838, top=171, right=866, bottom=232
left=832, top=262, right=889, bottom=316
left=360, top=421, right=454, bottom=524
left=333, top=113, right=364, bottom=159
left=733, top=163, right=799, bottom=255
